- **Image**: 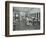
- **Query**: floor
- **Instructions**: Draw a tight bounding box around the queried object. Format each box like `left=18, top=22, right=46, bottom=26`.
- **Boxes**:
left=13, top=20, right=40, bottom=31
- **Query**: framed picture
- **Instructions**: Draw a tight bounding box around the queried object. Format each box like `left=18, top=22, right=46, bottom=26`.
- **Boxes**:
left=5, top=1, right=45, bottom=37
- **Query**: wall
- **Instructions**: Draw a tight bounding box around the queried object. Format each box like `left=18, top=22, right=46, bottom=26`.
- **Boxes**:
left=0, top=0, right=46, bottom=38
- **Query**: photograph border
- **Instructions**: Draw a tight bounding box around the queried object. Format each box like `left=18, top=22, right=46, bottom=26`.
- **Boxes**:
left=5, top=1, right=45, bottom=37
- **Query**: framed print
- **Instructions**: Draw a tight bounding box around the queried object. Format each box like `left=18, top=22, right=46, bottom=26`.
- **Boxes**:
left=5, top=1, right=45, bottom=37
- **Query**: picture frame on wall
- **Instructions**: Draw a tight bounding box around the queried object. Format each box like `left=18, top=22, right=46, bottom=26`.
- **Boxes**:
left=5, top=1, right=45, bottom=37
